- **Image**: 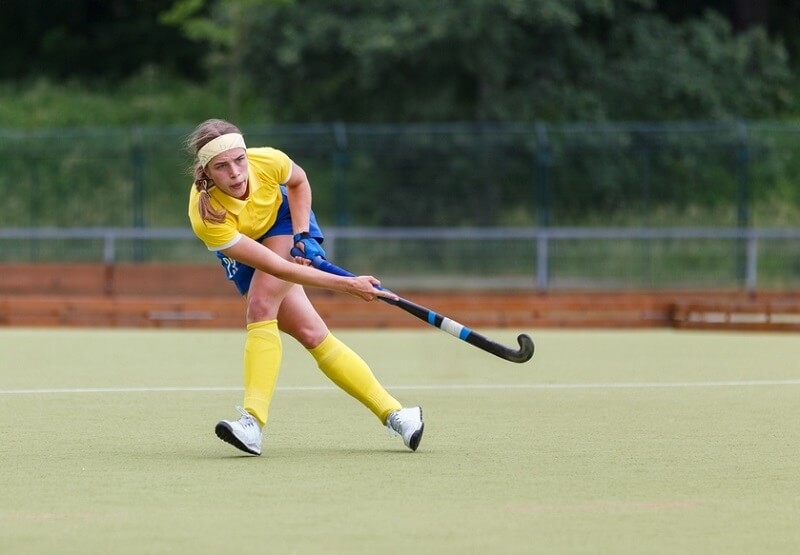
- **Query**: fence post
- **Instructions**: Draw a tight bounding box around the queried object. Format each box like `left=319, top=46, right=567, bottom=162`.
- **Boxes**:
left=746, top=231, right=758, bottom=293
left=534, top=123, right=552, bottom=290
left=635, top=129, right=654, bottom=284
left=131, top=126, right=146, bottom=262
left=534, top=123, right=552, bottom=227
left=536, top=230, right=549, bottom=291
left=103, top=231, right=116, bottom=296
left=333, top=122, right=350, bottom=226
left=28, top=157, right=41, bottom=260
left=735, top=121, right=751, bottom=287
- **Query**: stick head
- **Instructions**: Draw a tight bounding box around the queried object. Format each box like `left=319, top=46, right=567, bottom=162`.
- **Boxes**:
left=511, top=334, right=535, bottom=363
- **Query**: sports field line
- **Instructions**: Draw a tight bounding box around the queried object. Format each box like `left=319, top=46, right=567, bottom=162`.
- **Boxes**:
left=2, top=379, right=800, bottom=395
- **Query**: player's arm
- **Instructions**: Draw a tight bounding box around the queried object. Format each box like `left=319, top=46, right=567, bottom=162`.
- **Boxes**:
left=221, top=235, right=395, bottom=302
left=283, top=160, right=326, bottom=260
left=284, top=161, right=312, bottom=235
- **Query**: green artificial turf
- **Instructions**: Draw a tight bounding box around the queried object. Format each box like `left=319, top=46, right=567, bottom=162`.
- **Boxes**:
left=1, top=328, right=799, bottom=554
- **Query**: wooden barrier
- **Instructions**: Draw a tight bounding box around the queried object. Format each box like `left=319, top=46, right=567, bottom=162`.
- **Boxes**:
left=672, top=298, right=800, bottom=331
left=1, top=264, right=798, bottom=330
left=0, top=291, right=665, bottom=329
left=0, top=263, right=241, bottom=297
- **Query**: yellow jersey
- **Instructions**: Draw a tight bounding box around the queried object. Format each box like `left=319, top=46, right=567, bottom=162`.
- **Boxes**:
left=188, top=147, right=292, bottom=251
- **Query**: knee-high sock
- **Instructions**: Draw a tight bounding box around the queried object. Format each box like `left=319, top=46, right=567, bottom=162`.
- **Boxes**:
left=243, top=319, right=282, bottom=427
left=310, top=333, right=402, bottom=423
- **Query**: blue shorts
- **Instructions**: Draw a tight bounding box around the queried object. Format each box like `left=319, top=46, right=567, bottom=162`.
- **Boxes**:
left=215, top=186, right=324, bottom=295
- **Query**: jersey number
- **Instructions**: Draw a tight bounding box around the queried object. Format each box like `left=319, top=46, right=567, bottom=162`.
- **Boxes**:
left=221, top=256, right=238, bottom=279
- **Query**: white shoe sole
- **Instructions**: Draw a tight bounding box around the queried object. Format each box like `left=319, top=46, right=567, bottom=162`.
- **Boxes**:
left=405, top=407, right=424, bottom=451
left=215, top=421, right=261, bottom=456
left=408, top=422, right=424, bottom=451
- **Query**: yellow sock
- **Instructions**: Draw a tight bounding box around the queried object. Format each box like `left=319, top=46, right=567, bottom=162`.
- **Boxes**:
left=310, top=333, right=402, bottom=423
left=242, top=319, right=282, bottom=426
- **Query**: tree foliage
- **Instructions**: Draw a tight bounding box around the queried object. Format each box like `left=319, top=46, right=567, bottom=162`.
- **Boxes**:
left=238, top=0, right=793, bottom=122
left=1, top=0, right=202, bottom=81
left=597, top=10, right=792, bottom=119
left=241, top=0, right=623, bottom=121
left=1, top=0, right=797, bottom=123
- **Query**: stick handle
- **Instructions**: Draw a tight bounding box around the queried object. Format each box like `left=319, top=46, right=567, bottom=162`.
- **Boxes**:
left=295, top=252, right=534, bottom=364
left=292, top=250, right=399, bottom=304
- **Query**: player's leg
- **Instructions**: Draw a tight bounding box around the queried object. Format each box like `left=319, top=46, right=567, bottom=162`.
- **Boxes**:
left=276, top=282, right=400, bottom=421
left=240, top=268, right=294, bottom=426
left=276, top=277, right=425, bottom=451
left=213, top=251, right=292, bottom=456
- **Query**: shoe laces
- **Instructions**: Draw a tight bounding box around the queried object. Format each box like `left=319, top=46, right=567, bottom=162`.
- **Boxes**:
left=235, top=406, right=259, bottom=431
left=386, top=411, right=401, bottom=437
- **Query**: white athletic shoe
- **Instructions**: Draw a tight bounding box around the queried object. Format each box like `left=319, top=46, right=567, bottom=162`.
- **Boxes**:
left=386, top=407, right=424, bottom=451
left=215, top=407, right=263, bottom=456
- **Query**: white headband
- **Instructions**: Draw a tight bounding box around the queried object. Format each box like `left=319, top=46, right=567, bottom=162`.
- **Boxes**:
left=197, top=133, right=247, bottom=167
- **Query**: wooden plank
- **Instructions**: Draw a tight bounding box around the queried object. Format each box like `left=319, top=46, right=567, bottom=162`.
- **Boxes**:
left=671, top=300, right=800, bottom=331
left=1, top=264, right=799, bottom=331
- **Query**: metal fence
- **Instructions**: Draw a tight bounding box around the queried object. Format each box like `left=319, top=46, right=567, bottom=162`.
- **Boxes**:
left=2, top=121, right=800, bottom=229
left=2, top=227, right=799, bottom=291
left=2, top=121, right=800, bottom=291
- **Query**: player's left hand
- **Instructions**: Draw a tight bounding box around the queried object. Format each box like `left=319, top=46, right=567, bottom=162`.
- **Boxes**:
left=292, top=232, right=326, bottom=260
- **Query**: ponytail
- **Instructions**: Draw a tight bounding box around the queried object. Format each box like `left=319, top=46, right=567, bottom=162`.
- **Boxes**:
left=194, top=170, right=227, bottom=224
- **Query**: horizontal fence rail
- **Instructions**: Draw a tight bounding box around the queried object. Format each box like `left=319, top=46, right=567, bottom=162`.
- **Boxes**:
left=2, top=227, right=799, bottom=292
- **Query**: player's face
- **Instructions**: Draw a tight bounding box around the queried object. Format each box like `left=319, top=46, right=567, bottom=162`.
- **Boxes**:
left=206, top=148, right=249, bottom=199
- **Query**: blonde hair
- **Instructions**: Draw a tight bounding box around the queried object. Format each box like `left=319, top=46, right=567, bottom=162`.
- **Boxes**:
left=185, top=118, right=243, bottom=224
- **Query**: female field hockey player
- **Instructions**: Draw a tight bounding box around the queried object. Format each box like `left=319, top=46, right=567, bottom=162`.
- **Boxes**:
left=186, top=118, right=424, bottom=456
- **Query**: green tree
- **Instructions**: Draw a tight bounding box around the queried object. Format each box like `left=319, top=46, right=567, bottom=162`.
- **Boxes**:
left=240, top=0, right=624, bottom=121
left=595, top=10, right=792, bottom=119
left=160, top=0, right=292, bottom=121
left=1, top=0, right=201, bottom=81
left=237, top=0, right=792, bottom=122
left=2, top=0, right=797, bottom=124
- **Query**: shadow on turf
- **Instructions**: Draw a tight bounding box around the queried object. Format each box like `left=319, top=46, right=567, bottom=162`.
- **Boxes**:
left=204, top=447, right=422, bottom=459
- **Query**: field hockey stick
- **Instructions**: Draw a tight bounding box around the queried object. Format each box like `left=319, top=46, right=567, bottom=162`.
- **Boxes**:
left=292, top=249, right=534, bottom=363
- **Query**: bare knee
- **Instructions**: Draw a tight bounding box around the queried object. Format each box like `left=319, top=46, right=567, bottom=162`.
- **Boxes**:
left=246, top=295, right=279, bottom=323
left=280, top=319, right=329, bottom=349
left=276, top=284, right=331, bottom=348
left=245, top=270, right=292, bottom=324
